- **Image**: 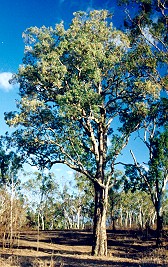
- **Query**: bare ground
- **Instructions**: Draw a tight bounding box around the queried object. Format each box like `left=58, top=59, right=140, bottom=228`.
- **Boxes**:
left=0, top=229, right=168, bottom=267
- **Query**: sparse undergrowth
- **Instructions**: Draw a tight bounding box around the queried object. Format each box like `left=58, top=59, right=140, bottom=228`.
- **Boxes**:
left=0, top=229, right=167, bottom=267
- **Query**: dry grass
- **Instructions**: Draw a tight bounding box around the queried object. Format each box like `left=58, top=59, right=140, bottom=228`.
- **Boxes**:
left=0, top=229, right=167, bottom=267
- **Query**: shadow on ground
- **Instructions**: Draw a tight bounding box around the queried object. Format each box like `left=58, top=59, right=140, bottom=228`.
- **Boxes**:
left=1, top=253, right=166, bottom=267
left=0, top=229, right=167, bottom=267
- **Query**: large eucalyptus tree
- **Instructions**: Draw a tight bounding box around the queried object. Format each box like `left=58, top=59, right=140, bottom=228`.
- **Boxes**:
left=6, top=10, right=161, bottom=255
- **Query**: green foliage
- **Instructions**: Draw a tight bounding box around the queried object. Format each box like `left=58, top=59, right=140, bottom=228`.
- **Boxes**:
left=148, top=129, right=168, bottom=186
left=118, top=0, right=168, bottom=90
left=124, top=165, right=145, bottom=193
left=6, top=10, right=161, bottom=185
left=124, top=99, right=167, bottom=187
left=0, top=145, right=22, bottom=186
left=74, top=172, right=94, bottom=220
left=23, top=170, right=61, bottom=230
left=123, top=96, right=168, bottom=238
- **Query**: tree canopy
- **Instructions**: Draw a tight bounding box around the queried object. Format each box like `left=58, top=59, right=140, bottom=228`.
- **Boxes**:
left=7, top=10, right=161, bottom=180
left=5, top=9, right=164, bottom=256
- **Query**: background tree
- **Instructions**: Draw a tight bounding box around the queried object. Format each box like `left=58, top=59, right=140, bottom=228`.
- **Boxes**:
left=163, top=191, right=168, bottom=226
left=118, top=0, right=168, bottom=44
left=122, top=98, right=168, bottom=246
left=108, top=170, right=123, bottom=230
left=118, top=0, right=168, bottom=88
left=6, top=10, right=162, bottom=256
left=60, top=183, right=76, bottom=229
left=23, top=170, right=60, bottom=231
left=117, top=0, right=168, bottom=246
left=119, top=190, right=155, bottom=230
left=74, top=173, right=94, bottom=228
left=0, top=142, right=24, bottom=248
left=0, top=187, right=26, bottom=249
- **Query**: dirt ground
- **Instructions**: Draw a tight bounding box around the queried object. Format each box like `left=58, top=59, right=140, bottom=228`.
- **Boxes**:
left=0, top=229, right=168, bottom=267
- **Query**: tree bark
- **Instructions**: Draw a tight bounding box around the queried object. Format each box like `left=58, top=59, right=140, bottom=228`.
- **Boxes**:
left=155, top=190, right=163, bottom=247
left=92, top=183, right=108, bottom=256
left=155, top=202, right=163, bottom=247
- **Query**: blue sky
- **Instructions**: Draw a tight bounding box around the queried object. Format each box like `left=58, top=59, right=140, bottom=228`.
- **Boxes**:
left=0, top=0, right=148, bottom=182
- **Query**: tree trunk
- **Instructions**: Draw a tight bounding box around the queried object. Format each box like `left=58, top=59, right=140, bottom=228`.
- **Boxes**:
left=129, top=211, right=132, bottom=228
left=10, top=174, right=14, bottom=248
left=139, top=206, right=143, bottom=229
left=41, top=214, right=45, bottom=231
left=112, top=216, right=116, bottom=231
left=37, top=212, right=40, bottom=251
left=92, top=183, right=108, bottom=256
left=155, top=198, right=163, bottom=247
left=120, top=206, right=123, bottom=227
left=77, top=206, right=81, bottom=229
left=125, top=211, right=128, bottom=228
left=151, top=211, right=156, bottom=227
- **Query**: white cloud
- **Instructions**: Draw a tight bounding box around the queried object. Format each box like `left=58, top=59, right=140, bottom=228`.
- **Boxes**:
left=30, top=166, right=39, bottom=172
left=66, top=170, right=74, bottom=176
left=0, top=72, right=15, bottom=92
left=55, top=168, right=62, bottom=172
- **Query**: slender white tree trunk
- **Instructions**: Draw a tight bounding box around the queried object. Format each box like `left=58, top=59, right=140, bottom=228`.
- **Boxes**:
left=77, top=206, right=81, bottom=229
left=37, top=212, right=40, bottom=251
left=120, top=206, right=123, bottom=227
left=41, top=214, right=45, bottom=231
left=125, top=211, right=128, bottom=228
left=10, top=174, right=14, bottom=248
